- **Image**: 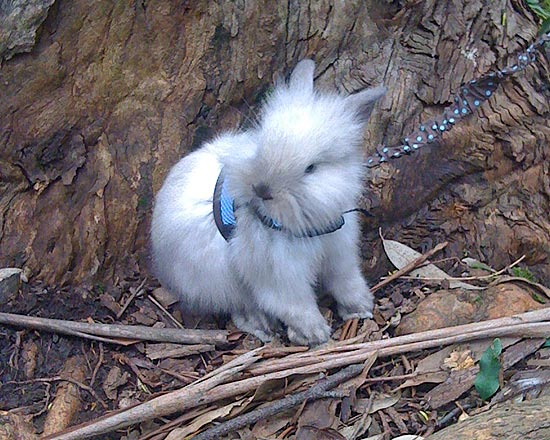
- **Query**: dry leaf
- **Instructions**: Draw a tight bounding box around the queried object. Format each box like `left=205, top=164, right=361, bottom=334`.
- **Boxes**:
left=400, top=339, right=518, bottom=390
left=354, top=393, right=400, bottom=414
left=165, top=399, right=246, bottom=439
left=102, top=366, right=129, bottom=400
left=151, top=286, right=180, bottom=307
left=443, top=350, right=475, bottom=371
left=362, top=435, right=385, bottom=440
left=382, top=239, right=482, bottom=290
left=296, top=426, right=346, bottom=440
left=298, top=399, right=339, bottom=430
left=251, top=409, right=293, bottom=438
left=99, top=292, right=122, bottom=315
left=339, top=414, right=372, bottom=440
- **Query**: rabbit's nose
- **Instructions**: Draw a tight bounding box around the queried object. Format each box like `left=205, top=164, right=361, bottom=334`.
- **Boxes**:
left=253, top=183, right=273, bottom=200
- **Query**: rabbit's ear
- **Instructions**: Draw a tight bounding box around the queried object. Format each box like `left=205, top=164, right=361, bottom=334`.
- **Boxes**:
left=346, top=86, right=387, bottom=121
left=289, top=59, right=315, bottom=93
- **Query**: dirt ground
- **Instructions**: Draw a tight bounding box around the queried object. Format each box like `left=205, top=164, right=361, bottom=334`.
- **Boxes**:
left=2, top=256, right=549, bottom=439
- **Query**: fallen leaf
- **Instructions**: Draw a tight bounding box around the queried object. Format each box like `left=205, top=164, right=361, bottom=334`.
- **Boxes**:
left=130, top=307, right=157, bottom=326
left=426, top=339, right=544, bottom=408
left=165, top=399, right=247, bottom=439
left=490, top=369, right=550, bottom=405
left=99, top=292, right=122, bottom=315
left=383, top=239, right=482, bottom=290
left=339, top=414, right=372, bottom=440
left=151, top=287, right=180, bottom=307
left=297, top=399, right=339, bottom=431
left=251, top=409, right=293, bottom=438
left=443, top=349, right=475, bottom=371
left=354, top=393, right=400, bottom=414
left=252, top=378, right=287, bottom=401
left=296, top=425, right=346, bottom=440
left=461, top=257, right=495, bottom=273
left=102, top=366, right=130, bottom=400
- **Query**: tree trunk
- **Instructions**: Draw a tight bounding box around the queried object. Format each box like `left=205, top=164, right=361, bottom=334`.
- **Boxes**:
left=427, top=395, right=550, bottom=440
left=0, top=0, right=548, bottom=286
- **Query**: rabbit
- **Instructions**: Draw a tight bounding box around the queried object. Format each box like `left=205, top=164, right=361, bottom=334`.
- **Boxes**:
left=151, top=59, right=386, bottom=345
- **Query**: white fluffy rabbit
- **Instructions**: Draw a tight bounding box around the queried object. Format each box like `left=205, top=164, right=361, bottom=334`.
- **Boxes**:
left=151, top=60, right=385, bottom=345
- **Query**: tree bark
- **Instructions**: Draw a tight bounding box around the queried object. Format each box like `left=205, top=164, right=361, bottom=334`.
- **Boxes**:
left=427, top=395, right=550, bottom=440
left=0, top=0, right=548, bottom=285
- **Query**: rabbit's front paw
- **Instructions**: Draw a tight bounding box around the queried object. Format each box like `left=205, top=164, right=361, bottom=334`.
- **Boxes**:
left=337, top=288, right=374, bottom=321
left=232, top=311, right=276, bottom=342
left=287, top=317, right=331, bottom=346
left=338, top=299, right=374, bottom=321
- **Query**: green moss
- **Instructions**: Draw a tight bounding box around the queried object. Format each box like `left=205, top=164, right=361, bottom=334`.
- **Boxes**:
left=138, top=196, right=148, bottom=209
left=510, top=266, right=536, bottom=282
left=526, top=0, right=550, bottom=32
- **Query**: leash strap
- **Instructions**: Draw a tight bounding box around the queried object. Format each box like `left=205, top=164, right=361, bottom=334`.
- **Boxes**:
left=365, top=31, right=550, bottom=168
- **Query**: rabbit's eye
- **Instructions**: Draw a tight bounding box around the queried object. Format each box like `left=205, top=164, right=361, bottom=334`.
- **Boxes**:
left=304, top=164, right=316, bottom=174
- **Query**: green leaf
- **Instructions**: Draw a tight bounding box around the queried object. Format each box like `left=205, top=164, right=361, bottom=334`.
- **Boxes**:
left=461, top=257, right=495, bottom=273
left=526, top=0, right=550, bottom=20
left=543, top=338, right=550, bottom=348
left=510, top=266, right=536, bottom=283
left=474, top=338, right=502, bottom=400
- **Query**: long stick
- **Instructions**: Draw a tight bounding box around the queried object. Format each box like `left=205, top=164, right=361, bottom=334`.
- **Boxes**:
left=250, top=308, right=550, bottom=375
left=44, top=315, right=550, bottom=439
left=0, top=312, right=229, bottom=345
left=191, top=362, right=368, bottom=440
left=43, top=348, right=263, bottom=440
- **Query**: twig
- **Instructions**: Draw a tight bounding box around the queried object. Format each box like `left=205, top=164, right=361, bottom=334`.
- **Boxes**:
left=248, top=308, right=550, bottom=375
left=390, top=254, right=526, bottom=283
left=191, top=363, right=366, bottom=440
left=6, top=376, right=108, bottom=409
left=117, top=278, right=147, bottom=319
left=0, top=312, right=229, bottom=345
left=339, top=319, right=354, bottom=341
left=363, top=372, right=418, bottom=383
left=146, top=293, right=184, bottom=329
left=89, top=342, right=104, bottom=387
left=43, top=347, right=263, bottom=440
left=38, top=309, right=550, bottom=440
left=371, top=241, right=448, bottom=293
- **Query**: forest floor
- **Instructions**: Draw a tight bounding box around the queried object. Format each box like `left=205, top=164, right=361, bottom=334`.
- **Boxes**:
left=1, top=242, right=550, bottom=440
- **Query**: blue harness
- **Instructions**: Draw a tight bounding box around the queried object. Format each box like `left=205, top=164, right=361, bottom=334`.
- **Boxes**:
left=212, top=169, right=352, bottom=241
